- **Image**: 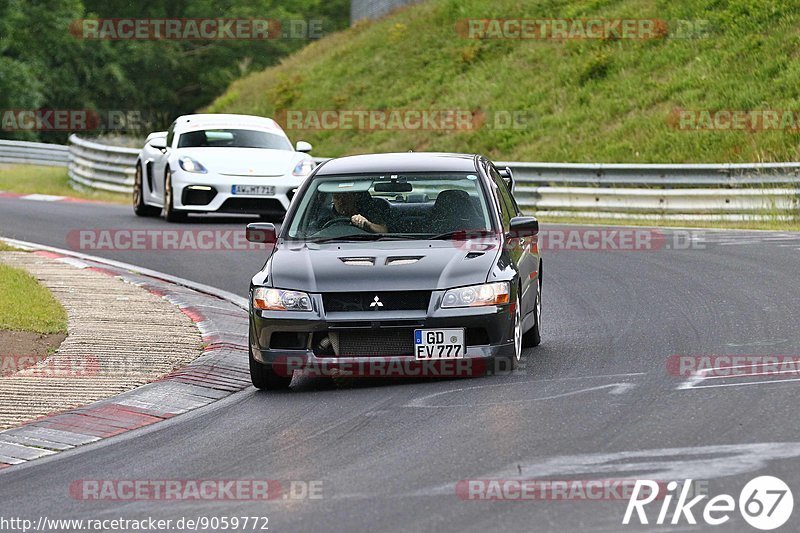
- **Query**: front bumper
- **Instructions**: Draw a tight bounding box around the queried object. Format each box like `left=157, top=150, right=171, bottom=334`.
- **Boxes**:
left=250, top=291, right=516, bottom=378
left=171, top=169, right=306, bottom=214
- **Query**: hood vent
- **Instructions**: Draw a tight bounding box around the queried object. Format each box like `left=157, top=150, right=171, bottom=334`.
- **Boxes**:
left=385, top=256, right=422, bottom=266
left=339, top=257, right=375, bottom=266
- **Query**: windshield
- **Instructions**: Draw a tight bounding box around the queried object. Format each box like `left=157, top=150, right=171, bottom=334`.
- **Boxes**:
left=286, top=172, right=494, bottom=241
left=177, top=129, right=292, bottom=150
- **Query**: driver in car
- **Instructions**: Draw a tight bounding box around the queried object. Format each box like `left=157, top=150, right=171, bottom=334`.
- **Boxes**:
left=323, top=191, right=389, bottom=233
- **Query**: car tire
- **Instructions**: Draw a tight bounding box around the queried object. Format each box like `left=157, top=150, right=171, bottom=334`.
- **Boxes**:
left=133, top=163, right=160, bottom=217
left=522, top=275, right=542, bottom=347
left=249, top=335, right=292, bottom=390
left=162, top=169, right=187, bottom=223
left=511, top=293, right=522, bottom=370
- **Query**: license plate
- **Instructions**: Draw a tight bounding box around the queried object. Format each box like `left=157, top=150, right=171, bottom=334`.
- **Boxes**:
left=414, top=329, right=465, bottom=360
left=232, top=185, right=275, bottom=196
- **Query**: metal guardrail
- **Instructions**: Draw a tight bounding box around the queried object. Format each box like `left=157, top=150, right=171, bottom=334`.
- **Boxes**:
left=494, top=161, right=800, bottom=186
left=0, top=139, right=69, bottom=167
left=67, top=134, right=138, bottom=193
left=494, top=161, right=800, bottom=220
left=3, top=137, right=799, bottom=220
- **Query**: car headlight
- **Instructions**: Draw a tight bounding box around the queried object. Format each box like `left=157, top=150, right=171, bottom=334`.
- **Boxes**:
left=178, top=156, right=208, bottom=174
left=441, top=282, right=510, bottom=308
left=293, top=160, right=315, bottom=176
left=252, top=287, right=312, bottom=311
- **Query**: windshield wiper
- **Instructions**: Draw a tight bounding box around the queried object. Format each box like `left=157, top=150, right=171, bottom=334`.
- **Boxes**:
left=308, top=233, right=419, bottom=244
left=307, top=234, right=378, bottom=243
left=426, top=229, right=495, bottom=240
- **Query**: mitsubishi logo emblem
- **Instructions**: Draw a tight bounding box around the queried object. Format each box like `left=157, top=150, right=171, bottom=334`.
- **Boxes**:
left=369, top=295, right=383, bottom=308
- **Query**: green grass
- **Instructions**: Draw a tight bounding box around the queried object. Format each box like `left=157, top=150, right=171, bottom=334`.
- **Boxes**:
left=207, top=0, right=800, bottom=164
left=0, top=165, right=127, bottom=203
left=0, top=242, right=24, bottom=252
left=0, top=264, right=67, bottom=334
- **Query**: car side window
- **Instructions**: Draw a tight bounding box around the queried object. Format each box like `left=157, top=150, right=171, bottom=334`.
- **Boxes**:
left=488, top=166, right=514, bottom=230
left=165, top=121, right=176, bottom=148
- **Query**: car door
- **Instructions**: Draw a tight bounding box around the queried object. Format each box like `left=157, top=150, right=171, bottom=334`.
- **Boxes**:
left=488, top=164, right=537, bottom=318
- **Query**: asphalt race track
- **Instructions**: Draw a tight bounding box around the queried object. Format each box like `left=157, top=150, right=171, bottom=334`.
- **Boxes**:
left=3, top=196, right=800, bottom=531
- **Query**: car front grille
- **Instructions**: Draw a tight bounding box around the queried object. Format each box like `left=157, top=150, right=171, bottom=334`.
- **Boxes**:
left=329, top=329, right=415, bottom=357
left=218, top=197, right=285, bottom=214
left=322, top=291, right=431, bottom=313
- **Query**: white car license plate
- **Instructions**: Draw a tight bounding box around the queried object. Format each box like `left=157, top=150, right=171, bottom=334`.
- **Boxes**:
left=414, top=329, right=465, bottom=360
left=232, top=185, right=276, bottom=196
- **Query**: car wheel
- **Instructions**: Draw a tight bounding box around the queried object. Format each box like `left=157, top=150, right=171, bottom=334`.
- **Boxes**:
left=133, top=163, right=160, bottom=217
left=249, top=336, right=292, bottom=390
left=522, top=275, right=542, bottom=347
left=162, top=169, right=187, bottom=223
left=494, top=293, right=521, bottom=375
left=512, top=294, right=522, bottom=367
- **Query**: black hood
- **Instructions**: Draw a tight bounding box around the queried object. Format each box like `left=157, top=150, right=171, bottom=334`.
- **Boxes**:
left=268, top=239, right=500, bottom=292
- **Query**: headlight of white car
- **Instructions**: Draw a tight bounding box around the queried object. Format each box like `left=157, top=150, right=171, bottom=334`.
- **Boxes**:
left=441, top=282, right=510, bottom=308
left=178, top=156, right=208, bottom=174
left=293, top=160, right=315, bottom=176
left=252, top=287, right=312, bottom=311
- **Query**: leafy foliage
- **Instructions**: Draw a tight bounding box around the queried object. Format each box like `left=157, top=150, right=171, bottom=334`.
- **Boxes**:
left=0, top=0, right=349, bottom=142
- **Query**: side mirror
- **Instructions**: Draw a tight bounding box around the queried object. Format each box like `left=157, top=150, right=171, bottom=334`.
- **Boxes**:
left=149, top=137, right=167, bottom=151
left=296, top=140, right=313, bottom=153
left=509, top=216, right=538, bottom=239
left=246, top=223, right=277, bottom=244
left=498, top=166, right=514, bottom=191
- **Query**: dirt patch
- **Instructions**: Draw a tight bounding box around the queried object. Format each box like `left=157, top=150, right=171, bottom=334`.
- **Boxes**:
left=0, top=330, right=65, bottom=376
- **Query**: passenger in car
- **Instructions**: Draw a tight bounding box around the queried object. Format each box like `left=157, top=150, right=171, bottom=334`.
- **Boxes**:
left=427, top=189, right=484, bottom=233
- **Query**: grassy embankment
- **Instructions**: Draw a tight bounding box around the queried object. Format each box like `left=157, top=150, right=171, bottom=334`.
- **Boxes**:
left=207, top=0, right=800, bottom=229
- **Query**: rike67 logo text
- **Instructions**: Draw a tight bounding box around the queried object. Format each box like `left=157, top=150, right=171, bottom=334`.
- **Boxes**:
left=623, top=476, right=793, bottom=530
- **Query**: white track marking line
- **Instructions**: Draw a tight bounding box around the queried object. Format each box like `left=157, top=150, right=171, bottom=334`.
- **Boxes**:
left=678, top=362, right=800, bottom=390
left=686, top=377, right=800, bottom=390
left=406, top=380, right=638, bottom=409
left=700, top=369, right=800, bottom=381
left=20, top=194, right=66, bottom=202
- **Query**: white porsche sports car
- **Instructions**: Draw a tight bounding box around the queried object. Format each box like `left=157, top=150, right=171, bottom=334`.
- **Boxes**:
left=133, top=114, right=315, bottom=222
